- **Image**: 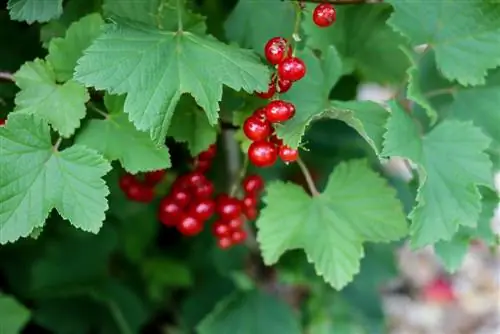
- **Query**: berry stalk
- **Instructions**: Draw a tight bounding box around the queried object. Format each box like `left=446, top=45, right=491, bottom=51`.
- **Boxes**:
left=296, top=157, right=320, bottom=196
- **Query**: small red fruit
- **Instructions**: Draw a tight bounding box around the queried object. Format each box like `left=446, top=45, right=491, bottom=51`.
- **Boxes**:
left=278, top=57, right=306, bottom=82
left=265, top=100, right=295, bottom=123
left=186, top=171, right=207, bottom=188
left=242, top=195, right=257, bottom=209
left=217, top=237, right=233, bottom=249
left=171, top=189, right=191, bottom=208
left=189, top=198, right=215, bottom=222
left=313, top=3, right=336, bottom=28
left=279, top=145, right=299, bottom=163
left=244, top=207, right=258, bottom=220
left=0, top=118, right=5, bottom=126
left=269, top=132, right=283, bottom=146
left=198, top=144, right=217, bottom=161
left=243, top=116, right=272, bottom=141
left=193, top=181, right=214, bottom=199
left=177, top=214, right=204, bottom=236
left=144, top=169, right=165, bottom=186
left=227, top=217, right=243, bottom=230
left=231, top=230, right=247, bottom=244
left=264, top=37, right=291, bottom=65
left=216, top=196, right=242, bottom=220
left=158, top=197, right=183, bottom=226
left=277, top=77, right=292, bottom=93
left=256, top=81, right=276, bottom=99
left=119, top=173, right=136, bottom=191
left=171, top=175, right=191, bottom=192
left=194, top=158, right=211, bottom=173
left=248, top=141, right=278, bottom=167
left=253, top=107, right=267, bottom=120
left=242, top=174, right=264, bottom=194
left=126, top=183, right=155, bottom=203
left=422, top=278, right=456, bottom=304
left=212, top=221, right=231, bottom=238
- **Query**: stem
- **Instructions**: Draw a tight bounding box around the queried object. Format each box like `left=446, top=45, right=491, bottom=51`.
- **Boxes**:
left=53, top=137, right=63, bottom=151
left=222, top=129, right=241, bottom=194
left=296, top=157, right=320, bottom=196
left=291, top=1, right=303, bottom=52
left=87, top=102, right=108, bottom=118
left=289, top=0, right=369, bottom=4
left=0, top=71, right=14, bottom=82
left=230, top=156, right=249, bottom=197
left=423, top=87, right=456, bottom=98
left=176, top=0, right=183, bottom=32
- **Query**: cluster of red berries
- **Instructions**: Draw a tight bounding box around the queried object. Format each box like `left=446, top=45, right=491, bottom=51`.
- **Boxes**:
left=211, top=174, right=264, bottom=249
left=312, top=3, right=337, bottom=28
left=119, top=169, right=166, bottom=203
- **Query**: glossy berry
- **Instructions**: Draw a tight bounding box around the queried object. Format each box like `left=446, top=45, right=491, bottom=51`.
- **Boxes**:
left=248, top=140, right=278, bottom=167
left=256, top=81, right=276, bottom=99
left=198, top=144, right=217, bottom=161
left=194, top=158, right=211, bottom=173
left=144, top=169, right=165, bottom=186
left=216, top=196, right=242, bottom=220
left=264, top=37, right=291, bottom=65
left=177, top=214, right=204, bottom=236
left=171, top=189, right=191, bottom=208
left=269, top=132, right=283, bottom=146
left=277, top=77, right=292, bottom=93
left=278, top=57, right=306, bottom=82
left=265, top=100, right=295, bottom=123
left=253, top=107, right=267, bottom=120
left=313, top=3, right=336, bottom=28
left=227, top=217, right=243, bottom=230
left=186, top=171, right=206, bottom=188
left=119, top=173, right=136, bottom=192
left=171, top=175, right=191, bottom=192
left=231, top=230, right=247, bottom=244
left=126, top=183, right=154, bottom=203
left=243, top=116, right=272, bottom=141
left=193, top=181, right=214, bottom=199
left=279, top=145, right=299, bottom=163
left=189, top=198, right=215, bottom=222
left=0, top=118, right=5, bottom=126
left=242, top=174, right=264, bottom=194
left=158, top=197, right=183, bottom=226
left=212, top=221, right=231, bottom=238
left=242, top=195, right=257, bottom=210
left=244, top=207, right=258, bottom=220
left=217, top=237, right=233, bottom=249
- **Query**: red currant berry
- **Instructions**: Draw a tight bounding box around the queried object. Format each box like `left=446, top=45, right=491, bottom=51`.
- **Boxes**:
left=189, top=198, right=215, bottom=222
left=256, top=81, right=276, bottom=99
left=227, top=216, right=243, bottom=230
left=217, top=237, right=233, bottom=249
left=279, top=145, right=299, bottom=163
left=242, top=175, right=264, bottom=194
left=178, top=214, right=204, bottom=236
left=242, top=195, right=257, bottom=210
left=269, top=132, right=283, bottom=146
left=253, top=107, right=267, bottom=120
left=193, top=181, right=214, bottom=199
left=231, top=230, right=247, bottom=244
left=265, top=100, right=295, bottom=123
left=158, top=197, right=183, bottom=226
left=248, top=141, right=278, bottom=167
left=243, top=116, right=272, bottom=141
left=144, top=169, right=166, bottom=186
left=194, top=158, right=211, bottom=173
left=171, top=175, right=191, bottom=192
left=264, top=37, right=291, bottom=65
left=170, top=189, right=191, bottom=208
left=126, top=184, right=155, bottom=203
left=186, top=171, right=207, bottom=188
left=277, top=57, right=306, bottom=82
left=244, top=207, right=258, bottom=220
left=0, top=118, right=5, bottom=126
left=198, top=144, right=217, bottom=161
left=212, top=221, right=231, bottom=238
left=277, top=77, right=292, bottom=93
left=313, top=3, right=336, bottom=28
left=119, top=173, right=136, bottom=192
left=216, top=196, right=242, bottom=221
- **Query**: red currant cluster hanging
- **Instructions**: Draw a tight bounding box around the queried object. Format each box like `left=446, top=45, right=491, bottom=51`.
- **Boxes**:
left=119, top=169, right=166, bottom=203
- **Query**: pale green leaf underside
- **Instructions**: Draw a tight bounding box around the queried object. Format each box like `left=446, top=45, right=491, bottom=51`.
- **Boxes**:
left=46, top=13, right=105, bottom=82
left=387, top=0, right=500, bottom=86
left=14, top=59, right=89, bottom=138
left=0, top=293, right=31, bottom=333
left=0, top=114, right=111, bottom=244
left=75, top=20, right=269, bottom=144
left=257, top=159, right=407, bottom=289
left=7, top=0, right=63, bottom=23
left=434, top=237, right=469, bottom=273
left=197, top=290, right=301, bottom=334
left=76, top=113, right=171, bottom=173
left=382, top=101, right=493, bottom=247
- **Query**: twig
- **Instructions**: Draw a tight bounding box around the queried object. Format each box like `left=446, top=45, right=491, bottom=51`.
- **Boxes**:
left=230, top=156, right=249, bottom=197
left=53, top=137, right=63, bottom=151
left=0, top=71, right=14, bottom=82
left=87, top=102, right=109, bottom=118
left=423, top=87, right=457, bottom=98
left=296, top=157, right=320, bottom=196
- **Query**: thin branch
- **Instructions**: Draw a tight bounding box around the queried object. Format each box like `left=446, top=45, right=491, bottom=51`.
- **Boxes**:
left=293, top=0, right=370, bottom=5
left=296, top=157, right=320, bottom=196
left=53, top=137, right=63, bottom=151
left=0, top=71, right=14, bottom=82
left=230, top=156, right=249, bottom=197
left=423, top=87, right=457, bottom=98
left=87, top=102, right=109, bottom=118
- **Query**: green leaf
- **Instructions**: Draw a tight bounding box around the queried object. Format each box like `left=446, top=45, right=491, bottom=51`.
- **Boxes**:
left=276, top=46, right=342, bottom=148
left=14, top=59, right=90, bottom=137
left=224, top=0, right=295, bottom=54
left=167, top=96, right=218, bottom=156
left=386, top=0, right=500, bottom=86
left=434, top=236, right=469, bottom=273
left=197, top=290, right=301, bottom=334
left=142, top=257, right=193, bottom=301
left=46, top=13, right=104, bottom=82
left=75, top=1, right=270, bottom=144
left=382, top=101, right=493, bottom=248
left=0, top=293, right=30, bottom=333
left=0, top=114, right=111, bottom=244
left=76, top=110, right=171, bottom=173
left=303, top=3, right=410, bottom=83
left=256, top=159, right=408, bottom=289
left=7, top=0, right=63, bottom=23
